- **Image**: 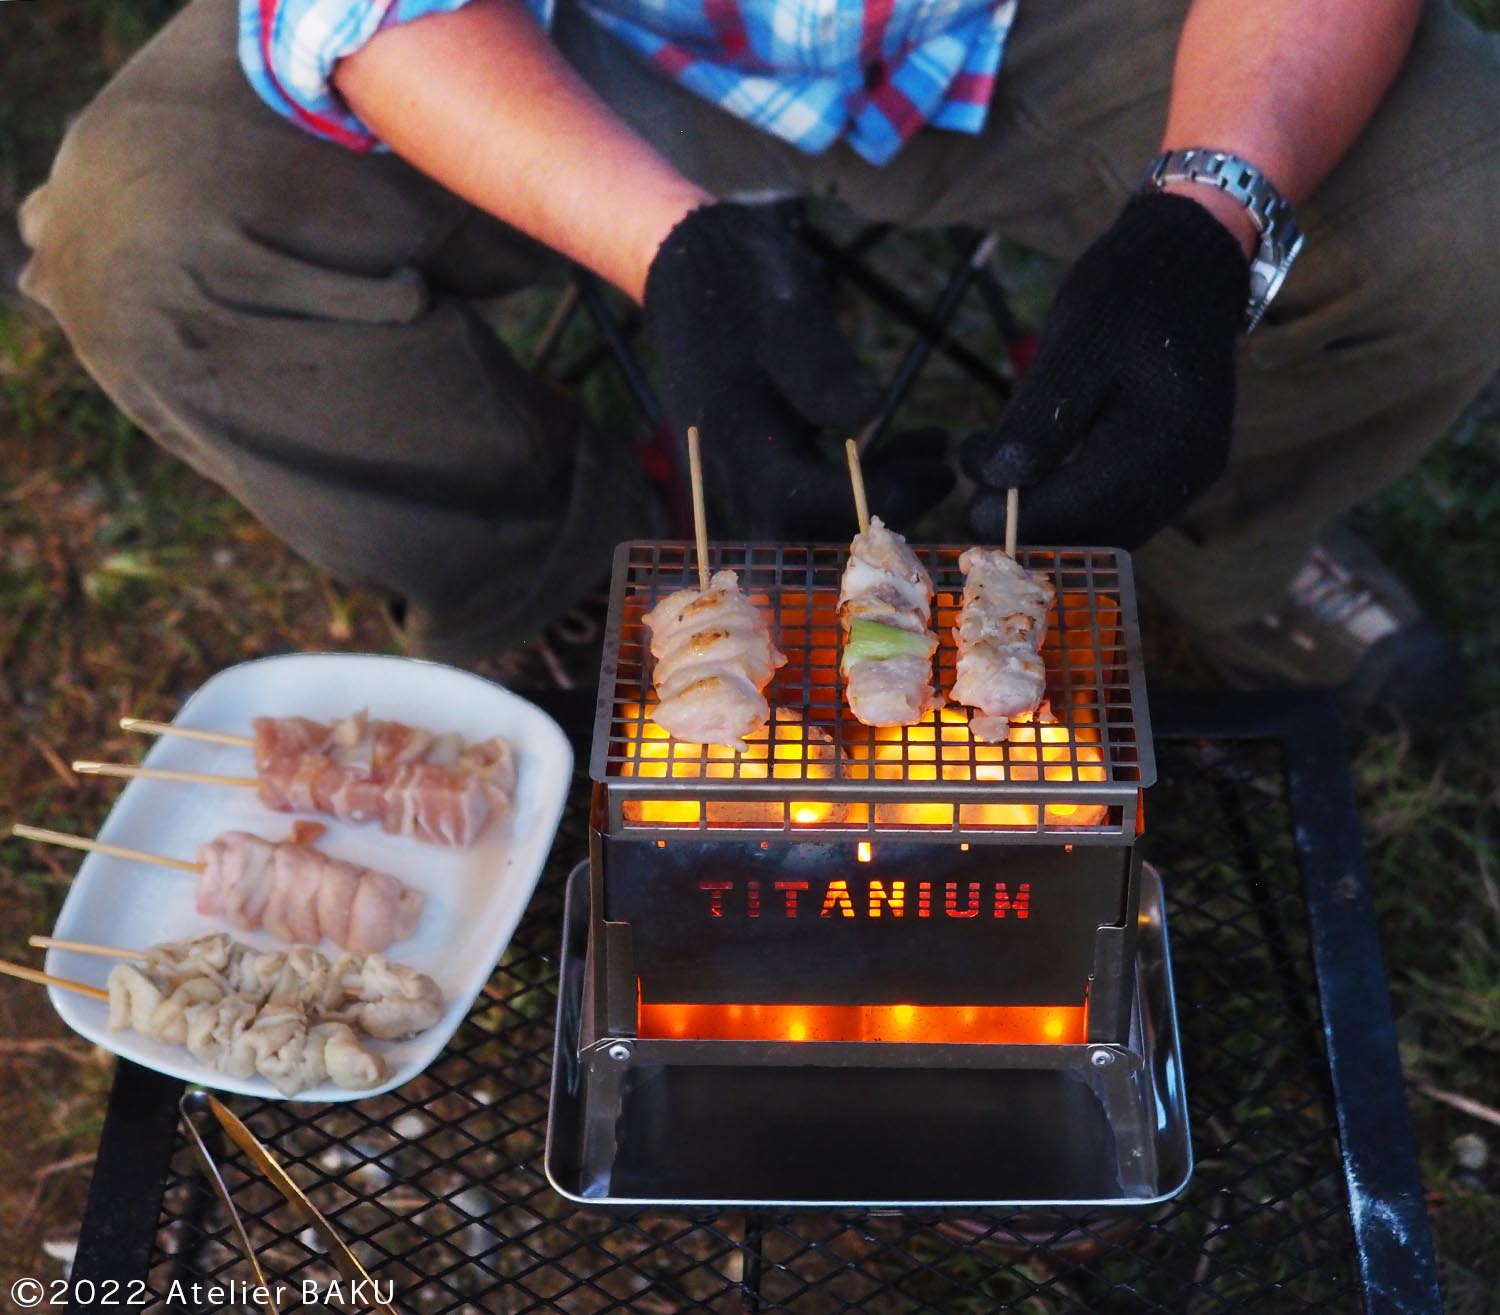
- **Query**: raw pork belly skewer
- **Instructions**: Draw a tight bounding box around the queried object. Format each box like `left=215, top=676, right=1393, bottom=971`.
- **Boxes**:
left=642, top=427, right=786, bottom=752
left=253, top=711, right=515, bottom=846
left=9, top=824, right=424, bottom=954
left=836, top=440, right=939, bottom=727
left=949, top=514, right=1055, bottom=742
left=97, top=711, right=518, bottom=848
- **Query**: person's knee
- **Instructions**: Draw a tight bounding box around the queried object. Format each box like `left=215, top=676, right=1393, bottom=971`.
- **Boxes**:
left=19, top=93, right=221, bottom=374
left=1363, top=151, right=1500, bottom=371
left=1328, top=7, right=1500, bottom=357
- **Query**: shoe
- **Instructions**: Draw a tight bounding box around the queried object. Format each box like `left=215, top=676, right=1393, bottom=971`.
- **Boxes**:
left=1190, top=527, right=1466, bottom=722
left=480, top=590, right=611, bottom=693
left=382, top=588, right=612, bottom=692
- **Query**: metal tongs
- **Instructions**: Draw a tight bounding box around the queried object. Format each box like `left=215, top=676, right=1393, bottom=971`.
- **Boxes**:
left=179, top=1091, right=400, bottom=1315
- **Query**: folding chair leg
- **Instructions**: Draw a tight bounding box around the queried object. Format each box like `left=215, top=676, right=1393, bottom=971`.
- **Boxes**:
left=856, top=230, right=1011, bottom=452
left=530, top=281, right=583, bottom=374
left=795, top=224, right=1012, bottom=407
left=572, top=270, right=691, bottom=533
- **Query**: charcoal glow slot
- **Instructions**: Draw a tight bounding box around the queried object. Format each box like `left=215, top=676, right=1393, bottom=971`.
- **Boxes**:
left=637, top=1001, right=1088, bottom=1045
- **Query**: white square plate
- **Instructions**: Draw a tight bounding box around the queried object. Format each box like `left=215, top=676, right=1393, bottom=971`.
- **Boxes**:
left=43, top=653, right=573, bottom=1101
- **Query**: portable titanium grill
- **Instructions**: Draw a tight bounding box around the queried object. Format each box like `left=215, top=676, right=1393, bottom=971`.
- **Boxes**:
left=546, top=541, right=1190, bottom=1208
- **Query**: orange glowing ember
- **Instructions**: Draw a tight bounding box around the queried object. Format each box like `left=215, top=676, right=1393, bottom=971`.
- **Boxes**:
left=619, top=706, right=839, bottom=826
left=638, top=1000, right=1088, bottom=1045
left=839, top=706, right=1108, bottom=828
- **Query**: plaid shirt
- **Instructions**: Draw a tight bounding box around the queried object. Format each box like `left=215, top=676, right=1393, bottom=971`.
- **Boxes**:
left=240, top=0, right=1017, bottom=165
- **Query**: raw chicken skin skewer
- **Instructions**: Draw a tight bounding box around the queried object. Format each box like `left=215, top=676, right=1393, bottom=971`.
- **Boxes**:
left=252, top=711, right=515, bottom=847
left=195, top=831, right=424, bottom=954
left=643, top=570, right=787, bottom=752
left=950, top=547, right=1055, bottom=742
left=105, top=933, right=445, bottom=1095
left=10, top=823, right=424, bottom=955
left=837, top=517, right=940, bottom=727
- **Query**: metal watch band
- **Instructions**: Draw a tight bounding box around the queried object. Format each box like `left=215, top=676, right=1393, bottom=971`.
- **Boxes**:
left=1141, top=148, right=1304, bottom=333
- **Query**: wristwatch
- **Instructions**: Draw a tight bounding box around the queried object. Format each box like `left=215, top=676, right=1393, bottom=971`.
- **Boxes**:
left=1141, top=148, right=1304, bottom=333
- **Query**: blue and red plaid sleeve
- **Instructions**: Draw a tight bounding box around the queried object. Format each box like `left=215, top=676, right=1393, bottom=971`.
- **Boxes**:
left=238, top=0, right=553, bottom=151
left=239, top=0, right=1016, bottom=166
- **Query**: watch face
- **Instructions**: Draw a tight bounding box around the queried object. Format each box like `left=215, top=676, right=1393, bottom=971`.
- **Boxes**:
left=1247, top=232, right=1303, bottom=331
left=1267, top=232, right=1305, bottom=298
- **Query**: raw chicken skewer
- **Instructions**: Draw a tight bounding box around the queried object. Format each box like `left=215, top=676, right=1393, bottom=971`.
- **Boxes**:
left=112, top=932, right=446, bottom=1038
left=93, top=710, right=518, bottom=847
left=64, top=932, right=438, bottom=1093
left=642, top=427, right=786, bottom=752
left=10, top=824, right=423, bottom=954
left=4, top=932, right=446, bottom=1095
left=98, top=933, right=445, bottom=1095
left=836, top=440, right=939, bottom=727
left=196, top=831, right=424, bottom=953
left=949, top=485, right=1055, bottom=742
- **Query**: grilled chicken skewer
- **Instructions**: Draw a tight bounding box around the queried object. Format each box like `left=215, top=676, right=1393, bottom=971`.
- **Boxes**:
left=837, top=441, right=939, bottom=727
left=950, top=546, right=1054, bottom=742
left=643, top=573, right=786, bottom=751
left=643, top=427, right=786, bottom=751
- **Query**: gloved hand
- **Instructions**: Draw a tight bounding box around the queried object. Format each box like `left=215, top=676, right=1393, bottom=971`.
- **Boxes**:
left=644, top=202, right=952, bottom=539
left=962, top=191, right=1250, bottom=549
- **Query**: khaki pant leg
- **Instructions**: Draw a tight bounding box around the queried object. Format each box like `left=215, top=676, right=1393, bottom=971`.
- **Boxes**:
left=1140, top=3, right=1500, bottom=629
left=799, top=0, right=1500, bottom=629
left=19, top=0, right=658, bottom=659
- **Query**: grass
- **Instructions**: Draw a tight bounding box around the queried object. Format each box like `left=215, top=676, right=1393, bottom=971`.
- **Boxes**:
left=2, top=0, right=1498, bottom=1306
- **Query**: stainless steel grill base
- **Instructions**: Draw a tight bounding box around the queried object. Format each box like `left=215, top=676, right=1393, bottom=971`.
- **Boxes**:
left=546, top=862, right=1191, bottom=1210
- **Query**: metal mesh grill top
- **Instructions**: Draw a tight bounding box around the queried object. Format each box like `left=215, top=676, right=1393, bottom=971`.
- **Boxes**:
left=590, top=542, right=1154, bottom=809
left=139, top=732, right=1364, bottom=1314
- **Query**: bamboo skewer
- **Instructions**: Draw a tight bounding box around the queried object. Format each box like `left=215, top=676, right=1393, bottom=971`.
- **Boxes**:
left=1004, top=487, right=1019, bottom=559
left=0, top=959, right=108, bottom=1001
left=845, top=438, right=871, bottom=536
left=119, top=718, right=252, bottom=748
left=29, top=935, right=146, bottom=961
left=686, top=424, right=711, bottom=591
left=10, top=823, right=203, bottom=875
left=72, top=761, right=259, bottom=790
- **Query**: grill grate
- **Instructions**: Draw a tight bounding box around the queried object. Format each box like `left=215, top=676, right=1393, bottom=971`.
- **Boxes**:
left=141, top=734, right=1367, bottom=1313
left=589, top=542, right=1152, bottom=841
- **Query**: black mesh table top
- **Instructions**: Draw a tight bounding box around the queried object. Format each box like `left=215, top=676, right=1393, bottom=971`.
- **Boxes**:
left=69, top=692, right=1441, bottom=1314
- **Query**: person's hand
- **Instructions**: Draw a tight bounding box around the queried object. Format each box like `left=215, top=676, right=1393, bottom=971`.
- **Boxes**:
left=644, top=202, right=952, bottom=539
left=962, top=192, right=1250, bottom=549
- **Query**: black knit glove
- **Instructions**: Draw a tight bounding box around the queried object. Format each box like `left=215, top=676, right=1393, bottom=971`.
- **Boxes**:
left=962, top=192, right=1250, bottom=548
left=644, top=202, right=952, bottom=539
